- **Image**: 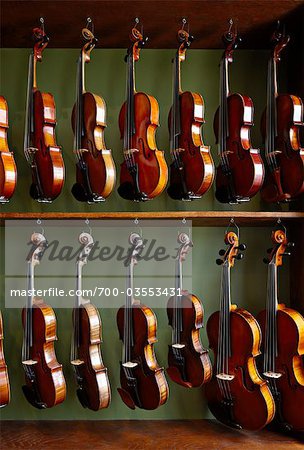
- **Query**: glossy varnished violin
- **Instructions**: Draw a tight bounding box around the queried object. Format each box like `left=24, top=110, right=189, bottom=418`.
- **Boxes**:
left=214, top=20, right=264, bottom=204
left=167, top=21, right=214, bottom=201
left=167, top=233, right=212, bottom=388
left=261, top=23, right=304, bottom=203
left=24, top=20, right=64, bottom=203
left=0, top=96, right=17, bottom=203
left=118, top=20, right=168, bottom=201
left=22, top=232, right=66, bottom=408
left=257, top=228, right=304, bottom=431
left=0, top=310, right=10, bottom=407
left=71, top=21, right=116, bottom=203
left=205, top=228, right=275, bottom=430
left=71, top=231, right=111, bottom=411
left=117, top=232, right=169, bottom=409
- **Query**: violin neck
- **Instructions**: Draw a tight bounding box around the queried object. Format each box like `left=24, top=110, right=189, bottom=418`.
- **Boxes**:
left=172, top=258, right=183, bottom=345
left=265, top=56, right=278, bottom=168
left=24, top=53, right=35, bottom=153
left=22, top=262, right=35, bottom=362
left=74, top=54, right=85, bottom=154
left=217, top=262, right=232, bottom=375
left=72, top=262, right=83, bottom=357
left=170, top=53, right=182, bottom=153
left=264, top=262, right=279, bottom=374
left=124, top=53, right=136, bottom=151
left=219, top=57, right=230, bottom=159
left=123, top=261, right=135, bottom=363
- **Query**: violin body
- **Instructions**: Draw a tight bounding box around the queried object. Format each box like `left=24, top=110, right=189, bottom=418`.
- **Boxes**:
left=206, top=306, right=275, bottom=431
left=119, top=92, right=168, bottom=200
left=71, top=92, right=116, bottom=201
left=72, top=303, right=111, bottom=411
left=214, top=93, right=264, bottom=203
left=167, top=293, right=212, bottom=388
left=0, top=311, right=10, bottom=407
left=261, top=94, right=304, bottom=202
left=258, top=304, right=304, bottom=431
left=22, top=298, right=66, bottom=408
left=30, top=90, right=64, bottom=201
left=117, top=302, right=168, bottom=410
left=168, top=92, right=214, bottom=199
left=0, top=96, right=17, bottom=202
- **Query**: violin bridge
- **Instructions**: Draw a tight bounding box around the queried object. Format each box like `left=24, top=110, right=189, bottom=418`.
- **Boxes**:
left=172, top=343, right=185, bottom=349
left=122, top=361, right=138, bottom=368
left=22, top=359, right=38, bottom=366
left=71, top=359, right=85, bottom=366
left=123, top=148, right=139, bottom=156
left=216, top=373, right=235, bottom=381
left=263, top=371, right=282, bottom=379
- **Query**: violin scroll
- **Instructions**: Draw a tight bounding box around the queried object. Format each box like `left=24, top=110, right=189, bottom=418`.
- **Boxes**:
left=216, top=231, right=246, bottom=266
left=271, top=21, right=290, bottom=62
left=263, top=228, right=294, bottom=266
left=33, top=19, right=49, bottom=62
left=27, top=232, right=47, bottom=265
left=129, top=19, right=149, bottom=61
left=81, top=22, right=98, bottom=63
left=223, top=19, right=242, bottom=62
left=78, top=232, right=94, bottom=265
left=177, top=232, right=193, bottom=262
left=177, top=19, right=194, bottom=60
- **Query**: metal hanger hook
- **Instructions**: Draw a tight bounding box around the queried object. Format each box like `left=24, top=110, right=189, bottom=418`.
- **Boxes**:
left=36, top=218, right=45, bottom=236
left=133, top=218, right=143, bottom=238
left=225, top=217, right=240, bottom=239
left=276, top=218, right=287, bottom=236
left=84, top=218, right=92, bottom=236
left=86, top=17, right=94, bottom=33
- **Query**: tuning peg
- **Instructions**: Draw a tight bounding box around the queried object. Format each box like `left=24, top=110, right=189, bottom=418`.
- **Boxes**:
left=287, top=242, right=295, bottom=248
left=235, top=253, right=244, bottom=260
left=219, top=249, right=226, bottom=256
left=266, top=248, right=272, bottom=254
left=263, top=257, right=269, bottom=264
left=281, top=252, right=291, bottom=257
left=237, top=243, right=246, bottom=251
left=216, top=258, right=224, bottom=265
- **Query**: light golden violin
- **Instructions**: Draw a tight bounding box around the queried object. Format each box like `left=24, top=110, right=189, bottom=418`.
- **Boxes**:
left=0, top=310, right=10, bottom=407
left=71, top=231, right=111, bottom=411
left=0, top=96, right=17, bottom=203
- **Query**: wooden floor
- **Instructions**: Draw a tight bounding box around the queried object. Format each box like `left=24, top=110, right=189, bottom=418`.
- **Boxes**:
left=0, top=420, right=303, bottom=449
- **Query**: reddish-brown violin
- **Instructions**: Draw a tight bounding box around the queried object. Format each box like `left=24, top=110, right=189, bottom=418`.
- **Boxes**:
left=22, top=232, right=66, bottom=408
left=167, top=233, right=212, bottom=388
left=214, top=20, right=264, bottom=204
left=0, top=96, right=17, bottom=203
left=24, top=19, right=64, bottom=202
left=168, top=21, right=214, bottom=201
left=205, top=226, right=275, bottom=430
left=71, top=232, right=111, bottom=411
left=117, top=233, right=169, bottom=409
left=0, top=310, right=10, bottom=407
left=261, top=23, right=304, bottom=203
left=258, top=228, right=304, bottom=431
left=71, top=20, right=116, bottom=203
left=118, top=19, right=168, bottom=202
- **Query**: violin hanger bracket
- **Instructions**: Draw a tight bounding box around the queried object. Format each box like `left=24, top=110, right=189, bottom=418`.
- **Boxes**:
left=84, top=218, right=92, bottom=236
left=225, top=218, right=239, bottom=239
left=36, top=218, right=44, bottom=236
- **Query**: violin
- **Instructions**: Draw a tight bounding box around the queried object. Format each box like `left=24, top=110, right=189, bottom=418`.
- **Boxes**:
left=0, top=96, right=17, bottom=203
left=167, top=21, right=214, bottom=201
left=24, top=20, right=65, bottom=203
left=261, top=23, right=304, bottom=203
left=214, top=20, right=264, bottom=204
left=257, top=228, right=304, bottom=431
left=22, top=232, right=66, bottom=409
left=117, top=232, right=169, bottom=409
left=0, top=310, right=10, bottom=407
left=118, top=20, right=168, bottom=202
left=71, top=232, right=111, bottom=411
left=205, top=228, right=275, bottom=430
left=71, top=22, right=116, bottom=203
left=167, top=232, right=212, bottom=387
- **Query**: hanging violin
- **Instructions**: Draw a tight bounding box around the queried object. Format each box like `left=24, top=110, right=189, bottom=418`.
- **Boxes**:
left=261, top=23, right=304, bottom=203
left=167, top=21, right=214, bottom=201
left=22, top=232, right=66, bottom=408
left=118, top=19, right=168, bottom=202
left=257, top=228, right=304, bottom=431
left=71, top=231, right=111, bottom=411
left=71, top=20, right=116, bottom=203
left=0, top=310, right=10, bottom=407
left=214, top=20, right=264, bottom=204
left=167, top=232, right=212, bottom=388
left=205, top=226, right=275, bottom=430
left=23, top=19, right=65, bottom=203
left=117, top=232, right=169, bottom=409
left=0, top=96, right=17, bottom=203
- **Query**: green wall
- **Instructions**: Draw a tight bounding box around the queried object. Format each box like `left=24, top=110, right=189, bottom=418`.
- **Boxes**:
left=0, top=48, right=290, bottom=420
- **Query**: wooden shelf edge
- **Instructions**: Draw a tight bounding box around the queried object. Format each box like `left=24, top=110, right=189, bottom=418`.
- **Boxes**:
left=0, top=211, right=303, bottom=226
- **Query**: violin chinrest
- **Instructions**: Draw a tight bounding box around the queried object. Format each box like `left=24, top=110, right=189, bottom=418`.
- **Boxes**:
left=118, top=182, right=149, bottom=202
left=117, top=387, right=136, bottom=410
left=22, top=385, right=47, bottom=410
left=166, top=366, right=193, bottom=388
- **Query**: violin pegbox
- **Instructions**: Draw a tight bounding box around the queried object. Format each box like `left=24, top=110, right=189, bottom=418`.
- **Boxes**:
left=81, top=24, right=98, bottom=63
left=271, top=21, right=290, bottom=63
left=28, top=232, right=48, bottom=266
left=78, top=232, right=94, bottom=267
left=177, top=19, right=194, bottom=61
left=129, top=232, right=144, bottom=266
left=177, top=232, right=193, bottom=262
left=32, top=20, right=49, bottom=62
left=216, top=231, right=246, bottom=267
left=264, top=229, right=294, bottom=267
left=129, top=19, right=148, bottom=61
left=223, top=19, right=242, bottom=62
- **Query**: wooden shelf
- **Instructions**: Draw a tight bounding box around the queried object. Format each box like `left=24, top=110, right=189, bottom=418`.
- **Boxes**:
left=1, top=0, right=303, bottom=49
left=1, top=420, right=303, bottom=449
left=0, top=211, right=303, bottom=226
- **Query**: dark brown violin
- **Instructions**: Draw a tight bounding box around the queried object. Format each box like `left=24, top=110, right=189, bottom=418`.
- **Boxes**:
left=24, top=19, right=65, bottom=203
left=71, top=20, right=116, bottom=203
left=258, top=228, right=304, bottom=431
left=0, top=310, right=10, bottom=407
left=214, top=20, right=264, bottom=204
left=205, top=226, right=275, bottom=430
left=0, top=96, right=17, bottom=203
left=71, top=232, right=111, bottom=411
left=261, top=23, right=304, bottom=203
left=118, top=19, right=168, bottom=202
left=117, top=232, right=169, bottom=409
left=168, top=20, right=214, bottom=201
left=167, top=232, right=212, bottom=388
left=22, top=232, right=66, bottom=409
